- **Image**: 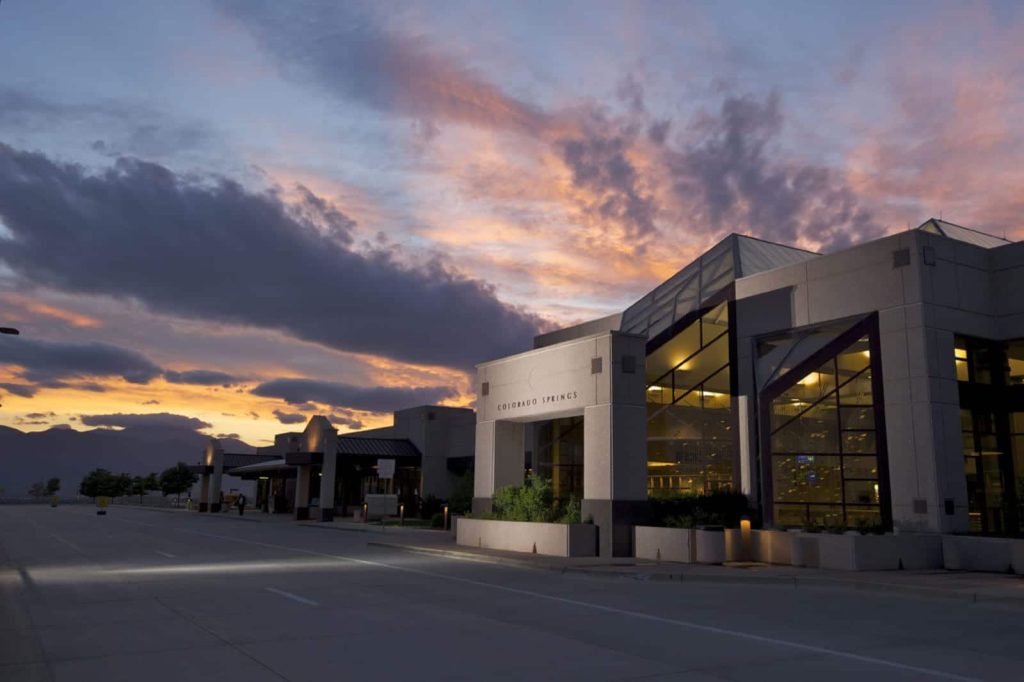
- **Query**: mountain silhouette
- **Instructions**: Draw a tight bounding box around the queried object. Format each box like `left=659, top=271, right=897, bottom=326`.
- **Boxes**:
left=0, top=425, right=254, bottom=497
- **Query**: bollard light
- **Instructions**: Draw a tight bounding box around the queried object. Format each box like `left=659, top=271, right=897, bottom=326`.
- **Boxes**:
left=443, top=504, right=449, bottom=530
left=399, top=503, right=405, bottom=526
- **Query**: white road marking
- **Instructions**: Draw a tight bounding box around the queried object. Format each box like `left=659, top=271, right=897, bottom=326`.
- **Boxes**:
left=154, top=550, right=176, bottom=558
left=264, top=587, right=318, bottom=606
left=173, top=526, right=983, bottom=682
left=50, top=533, right=81, bottom=552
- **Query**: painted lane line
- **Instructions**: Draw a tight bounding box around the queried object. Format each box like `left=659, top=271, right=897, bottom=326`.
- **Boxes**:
left=50, top=533, right=81, bottom=552
left=154, top=550, right=176, bottom=558
left=177, top=528, right=983, bottom=682
left=264, top=587, right=318, bottom=606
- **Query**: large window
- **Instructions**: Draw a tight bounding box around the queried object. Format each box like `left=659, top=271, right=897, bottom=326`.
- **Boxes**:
left=535, top=416, right=583, bottom=500
left=956, top=336, right=1024, bottom=535
left=764, top=329, right=888, bottom=529
left=646, top=302, right=734, bottom=496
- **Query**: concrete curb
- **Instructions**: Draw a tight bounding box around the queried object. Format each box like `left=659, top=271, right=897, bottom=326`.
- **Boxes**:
left=370, top=541, right=1024, bottom=609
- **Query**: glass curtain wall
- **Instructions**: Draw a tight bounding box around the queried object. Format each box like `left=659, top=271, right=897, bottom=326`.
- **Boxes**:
left=956, top=336, right=1024, bottom=535
left=645, top=301, right=734, bottom=496
left=767, top=334, right=885, bottom=528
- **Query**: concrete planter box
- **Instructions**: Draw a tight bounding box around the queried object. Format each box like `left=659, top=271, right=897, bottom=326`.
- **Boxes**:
left=695, top=528, right=726, bottom=564
left=634, top=526, right=695, bottom=562
left=790, top=532, right=821, bottom=568
left=751, top=529, right=792, bottom=565
left=942, top=535, right=1019, bottom=573
left=1013, top=542, right=1024, bottom=576
left=456, top=518, right=597, bottom=557
left=817, top=533, right=943, bottom=571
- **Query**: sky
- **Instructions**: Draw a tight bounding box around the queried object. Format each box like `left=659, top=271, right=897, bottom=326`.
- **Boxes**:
left=1, top=0, right=1023, bottom=445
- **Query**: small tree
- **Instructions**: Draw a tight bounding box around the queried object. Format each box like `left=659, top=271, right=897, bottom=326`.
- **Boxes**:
left=159, top=462, right=198, bottom=504
left=45, top=477, right=61, bottom=496
left=130, top=476, right=147, bottom=503
left=79, top=469, right=120, bottom=498
left=28, top=481, right=46, bottom=498
left=113, top=473, right=133, bottom=499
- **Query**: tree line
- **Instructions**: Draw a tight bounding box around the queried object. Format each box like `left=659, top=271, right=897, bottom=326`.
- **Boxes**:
left=78, top=462, right=198, bottom=503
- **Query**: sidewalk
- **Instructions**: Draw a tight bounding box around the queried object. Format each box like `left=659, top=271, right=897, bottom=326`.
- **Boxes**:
left=368, top=533, right=1024, bottom=608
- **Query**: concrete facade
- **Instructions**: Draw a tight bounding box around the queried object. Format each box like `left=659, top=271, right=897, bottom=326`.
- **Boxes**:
left=474, top=331, right=648, bottom=556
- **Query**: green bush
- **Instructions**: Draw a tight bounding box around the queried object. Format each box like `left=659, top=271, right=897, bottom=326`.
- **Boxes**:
left=430, top=512, right=445, bottom=528
left=556, top=494, right=582, bottom=524
left=492, top=477, right=555, bottom=522
left=650, top=490, right=752, bottom=528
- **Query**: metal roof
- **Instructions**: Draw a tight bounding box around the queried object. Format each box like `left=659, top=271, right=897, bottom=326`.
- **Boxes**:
left=337, top=437, right=421, bottom=458
left=223, top=453, right=279, bottom=470
left=228, top=458, right=292, bottom=475
left=620, top=233, right=817, bottom=340
left=917, top=218, right=1011, bottom=249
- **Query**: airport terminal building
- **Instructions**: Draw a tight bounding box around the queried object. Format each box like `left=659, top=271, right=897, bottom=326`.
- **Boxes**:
left=195, top=406, right=474, bottom=519
left=474, top=220, right=1024, bottom=556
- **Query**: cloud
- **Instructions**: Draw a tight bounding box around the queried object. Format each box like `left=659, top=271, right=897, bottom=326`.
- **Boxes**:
left=329, top=412, right=364, bottom=430
left=80, top=412, right=212, bottom=431
left=0, top=145, right=543, bottom=368
left=272, top=409, right=307, bottom=424
left=0, top=383, right=38, bottom=398
left=0, top=336, right=162, bottom=387
left=215, top=1, right=546, bottom=133
left=253, top=378, right=455, bottom=412
left=163, top=369, right=240, bottom=386
left=667, top=93, right=884, bottom=251
left=0, top=87, right=216, bottom=159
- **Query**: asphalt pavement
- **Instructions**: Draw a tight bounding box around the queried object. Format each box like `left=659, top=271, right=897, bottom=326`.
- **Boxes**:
left=2, top=505, right=1022, bottom=681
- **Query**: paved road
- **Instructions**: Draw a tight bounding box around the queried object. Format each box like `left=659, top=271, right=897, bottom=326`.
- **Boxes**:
left=1, top=506, right=1022, bottom=681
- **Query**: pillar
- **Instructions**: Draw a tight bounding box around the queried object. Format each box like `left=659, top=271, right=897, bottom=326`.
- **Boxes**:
left=472, top=419, right=525, bottom=514
left=294, top=465, right=311, bottom=521
left=582, top=403, right=648, bottom=558
left=198, top=473, right=210, bottom=512
left=202, top=439, right=224, bottom=512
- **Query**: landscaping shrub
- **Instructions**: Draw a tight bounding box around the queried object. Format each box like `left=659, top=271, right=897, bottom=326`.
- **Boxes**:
left=650, top=490, right=753, bottom=528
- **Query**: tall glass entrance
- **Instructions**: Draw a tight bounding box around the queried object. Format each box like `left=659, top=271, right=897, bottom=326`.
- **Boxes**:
left=956, top=336, right=1024, bottom=535
left=759, top=316, right=891, bottom=529
left=645, top=301, right=735, bottom=496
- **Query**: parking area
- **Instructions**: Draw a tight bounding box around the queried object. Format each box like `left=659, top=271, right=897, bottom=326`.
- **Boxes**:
left=1, top=505, right=1022, bottom=681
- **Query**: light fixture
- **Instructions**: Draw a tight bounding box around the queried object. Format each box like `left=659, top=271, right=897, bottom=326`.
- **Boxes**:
left=798, top=372, right=818, bottom=386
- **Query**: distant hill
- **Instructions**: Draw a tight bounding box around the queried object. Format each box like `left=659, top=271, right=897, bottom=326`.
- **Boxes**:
left=0, top=425, right=254, bottom=497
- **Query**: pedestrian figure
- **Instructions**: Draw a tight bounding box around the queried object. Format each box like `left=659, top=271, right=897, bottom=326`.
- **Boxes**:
left=238, top=493, right=247, bottom=517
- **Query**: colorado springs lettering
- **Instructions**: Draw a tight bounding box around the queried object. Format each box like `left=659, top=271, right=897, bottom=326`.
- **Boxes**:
left=497, top=391, right=579, bottom=412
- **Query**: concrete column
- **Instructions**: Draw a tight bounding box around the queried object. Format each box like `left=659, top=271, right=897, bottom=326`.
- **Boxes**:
left=582, top=402, right=648, bottom=558
left=472, top=419, right=525, bottom=514
left=202, top=440, right=224, bottom=512
left=318, top=447, right=338, bottom=522
left=198, top=473, right=210, bottom=512
left=294, top=465, right=311, bottom=520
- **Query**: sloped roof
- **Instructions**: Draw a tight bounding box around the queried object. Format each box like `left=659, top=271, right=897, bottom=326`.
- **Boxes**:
left=917, top=218, right=1011, bottom=249
left=337, top=437, right=421, bottom=458
left=228, top=458, right=291, bottom=475
left=620, top=234, right=817, bottom=340
left=222, top=453, right=279, bottom=469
